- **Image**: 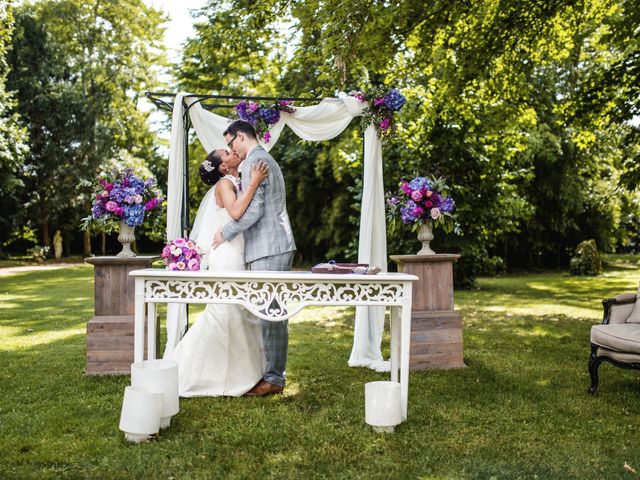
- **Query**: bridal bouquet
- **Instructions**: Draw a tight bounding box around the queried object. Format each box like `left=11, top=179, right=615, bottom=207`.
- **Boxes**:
left=161, top=238, right=203, bottom=271
left=234, top=100, right=295, bottom=143
left=81, top=168, right=164, bottom=232
left=386, top=175, right=458, bottom=233
left=352, top=86, right=406, bottom=138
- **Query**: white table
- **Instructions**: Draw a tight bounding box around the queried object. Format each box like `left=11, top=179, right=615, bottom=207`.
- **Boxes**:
left=129, top=269, right=418, bottom=419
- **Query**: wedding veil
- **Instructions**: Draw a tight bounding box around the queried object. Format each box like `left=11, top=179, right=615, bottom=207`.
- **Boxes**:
left=188, top=185, right=217, bottom=270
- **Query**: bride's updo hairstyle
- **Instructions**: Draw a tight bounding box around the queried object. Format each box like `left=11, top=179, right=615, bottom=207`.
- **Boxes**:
left=200, top=151, right=224, bottom=186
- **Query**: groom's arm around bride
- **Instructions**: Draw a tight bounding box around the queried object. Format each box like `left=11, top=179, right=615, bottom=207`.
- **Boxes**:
left=214, top=119, right=296, bottom=396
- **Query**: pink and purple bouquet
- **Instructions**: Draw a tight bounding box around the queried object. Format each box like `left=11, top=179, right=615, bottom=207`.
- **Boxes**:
left=351, top=86, right=406, bottom=138
left=161, top=238, right=203, bottom=271
left=387, top=175, right=458, bottom=233
left=234, top=100, right=295, bottom=143
left=81, top=168, right=164, bottom=231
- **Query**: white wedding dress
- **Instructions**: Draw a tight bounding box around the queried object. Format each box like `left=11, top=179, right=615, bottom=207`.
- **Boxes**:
left=165, top=176, right=265, bottom=397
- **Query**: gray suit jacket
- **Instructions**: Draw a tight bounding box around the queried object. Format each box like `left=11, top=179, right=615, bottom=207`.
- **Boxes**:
left=221, top=146, right=296, bottom=263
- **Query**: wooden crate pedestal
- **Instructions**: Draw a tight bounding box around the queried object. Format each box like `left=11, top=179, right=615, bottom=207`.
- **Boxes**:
left=390, top=254, right=465, bottom=370
left=85, top=256, right=158, bottom=375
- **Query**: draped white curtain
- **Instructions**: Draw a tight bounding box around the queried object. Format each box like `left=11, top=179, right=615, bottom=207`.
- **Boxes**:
left=163, top=93, right=389, bottom=371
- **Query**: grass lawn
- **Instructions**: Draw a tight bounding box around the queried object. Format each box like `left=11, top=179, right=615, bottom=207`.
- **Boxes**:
left=1, top=257, right=640, bottom=479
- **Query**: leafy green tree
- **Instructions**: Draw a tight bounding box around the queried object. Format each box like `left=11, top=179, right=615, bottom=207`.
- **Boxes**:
left=6, top=0, right=166, bottom=253
left=0, top=3, right=28, bottom=250
left=180, top=0, right=640, bottom=283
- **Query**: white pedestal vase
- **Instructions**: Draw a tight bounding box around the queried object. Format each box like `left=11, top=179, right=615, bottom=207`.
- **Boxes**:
left=131, top=359, right=179, bottom=429
left=117, top=220, right=136, bottom=258
left=417, top=221, right=435, bottom=255
left=364, top=381, right=402, bottom=433
left=119, top=386, right=163, bottom=443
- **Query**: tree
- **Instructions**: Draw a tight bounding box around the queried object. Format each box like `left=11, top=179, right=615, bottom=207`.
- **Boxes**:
left=6, top=0, right=167, bottom=253
left=0, top=3, right=28, bottom=250
left=180, top=0, right=640, bottom=282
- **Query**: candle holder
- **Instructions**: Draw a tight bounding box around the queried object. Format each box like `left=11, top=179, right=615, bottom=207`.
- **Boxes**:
left=119, top=386, right=163, bottom=443
left=364, top=381, right=402, bottom=433
left=131, top=359, right=179, bottom=429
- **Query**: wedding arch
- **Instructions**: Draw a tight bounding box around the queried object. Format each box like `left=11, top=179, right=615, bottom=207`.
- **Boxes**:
left=147, top=91, right=390, bottom=372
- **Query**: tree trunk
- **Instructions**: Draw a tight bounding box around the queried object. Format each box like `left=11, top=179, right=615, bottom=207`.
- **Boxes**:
left=41, top=221, right=50, bottom=248
left=40, top=200, right=50, bottom=247
left=83, top=230, right=91, bottom=256
left=100, top=232, right=106, bottom=255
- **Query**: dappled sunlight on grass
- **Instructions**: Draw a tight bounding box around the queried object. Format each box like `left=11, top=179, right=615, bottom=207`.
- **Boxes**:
left=457, top=268, right=640, bottom=326
left=1, top=327, right=84, bottom=351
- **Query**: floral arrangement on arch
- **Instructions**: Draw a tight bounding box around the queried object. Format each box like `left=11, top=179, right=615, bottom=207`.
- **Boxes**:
left=386, top=175, right=459, bottom=234
left=351, top=86, right=406, bottom=138
left=81, top=168, right=164, bottom=232
left=234, top=100, right=295, bottom=143
left=161, top=238, right=203, bottom=271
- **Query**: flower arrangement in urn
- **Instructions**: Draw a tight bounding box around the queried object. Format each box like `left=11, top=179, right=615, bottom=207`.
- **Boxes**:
left=81, top=168, right=164, bottom=257
left=82, top=168, right=164, bottom=231
left=161, top=238, right=203, bottom=271
left=386, top=175, right=459, bottom=254
left=234, top=100, right=295, bottom=143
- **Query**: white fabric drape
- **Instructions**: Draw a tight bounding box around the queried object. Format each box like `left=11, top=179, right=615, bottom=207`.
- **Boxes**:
left=164, top=92, right=187, bottom=354
left=348, top=124, right=389, bottom=372
left=163, top=93, right=388, bottom=370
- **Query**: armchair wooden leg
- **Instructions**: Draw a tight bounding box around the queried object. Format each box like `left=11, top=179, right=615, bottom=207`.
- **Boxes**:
left=588, top=344, right=601, bottom=394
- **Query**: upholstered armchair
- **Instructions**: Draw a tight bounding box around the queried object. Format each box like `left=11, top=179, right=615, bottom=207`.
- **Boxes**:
left=588, top=291, right=640, bottom=394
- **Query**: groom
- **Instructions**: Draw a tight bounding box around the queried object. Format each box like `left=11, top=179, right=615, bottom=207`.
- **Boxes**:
left=213, top=119, right=296, bottom=396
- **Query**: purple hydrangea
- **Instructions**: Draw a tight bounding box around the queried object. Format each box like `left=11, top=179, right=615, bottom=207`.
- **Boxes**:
left=123, top=204, right=145, bottom=226
left=400, top=200, right=419, bottom=224
left=409, top=176, right=432, bottom=192
left=383, top=89, right=406, bottom=111
left=91, top=203, right=105, bottom=219
left=235, top=101, right=258, bottom=125
left=439, top=196, right=455, bottom=213
left=259, top=107, right=280, bottom=125
left=128, top=176, right=145, bottom=194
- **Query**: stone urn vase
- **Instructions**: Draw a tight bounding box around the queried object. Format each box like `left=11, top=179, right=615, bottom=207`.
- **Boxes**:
left=117, top=220, right=136, bottom=257
left=416, top=221, right=435, bottom=255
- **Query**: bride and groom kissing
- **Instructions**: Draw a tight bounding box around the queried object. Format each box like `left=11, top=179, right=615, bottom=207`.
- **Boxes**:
left=166, top=119, right=295, bottom=398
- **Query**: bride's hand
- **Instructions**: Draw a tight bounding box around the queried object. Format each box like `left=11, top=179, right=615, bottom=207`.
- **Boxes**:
left=249, top=162, right=269, bottom=187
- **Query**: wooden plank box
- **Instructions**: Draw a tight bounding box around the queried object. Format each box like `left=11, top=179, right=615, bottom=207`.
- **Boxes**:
left=409, top=311, right=465, bottom=370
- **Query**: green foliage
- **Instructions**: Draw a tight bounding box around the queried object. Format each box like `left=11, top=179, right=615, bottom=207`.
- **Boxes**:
left=569, top=239, right=603, bottom=276
left=4, top=0, right=167, bottom=251
left=0, top=3, right=28, bottom=248
left=187, top=0, right=640, bottom=286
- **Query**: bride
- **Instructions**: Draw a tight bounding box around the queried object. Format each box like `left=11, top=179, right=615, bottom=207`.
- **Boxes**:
left=165, top=148, right=269, bottom=397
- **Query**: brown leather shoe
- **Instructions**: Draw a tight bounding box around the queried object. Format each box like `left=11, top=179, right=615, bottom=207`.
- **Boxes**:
left=245, top=380, right=284, bottom=397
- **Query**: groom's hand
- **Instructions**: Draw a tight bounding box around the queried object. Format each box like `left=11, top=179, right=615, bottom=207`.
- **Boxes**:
left=212, top=230, right=224, bottom=249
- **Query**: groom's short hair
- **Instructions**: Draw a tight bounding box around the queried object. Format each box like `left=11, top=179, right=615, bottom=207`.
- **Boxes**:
left=224, top=120, right=257, bottom=140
